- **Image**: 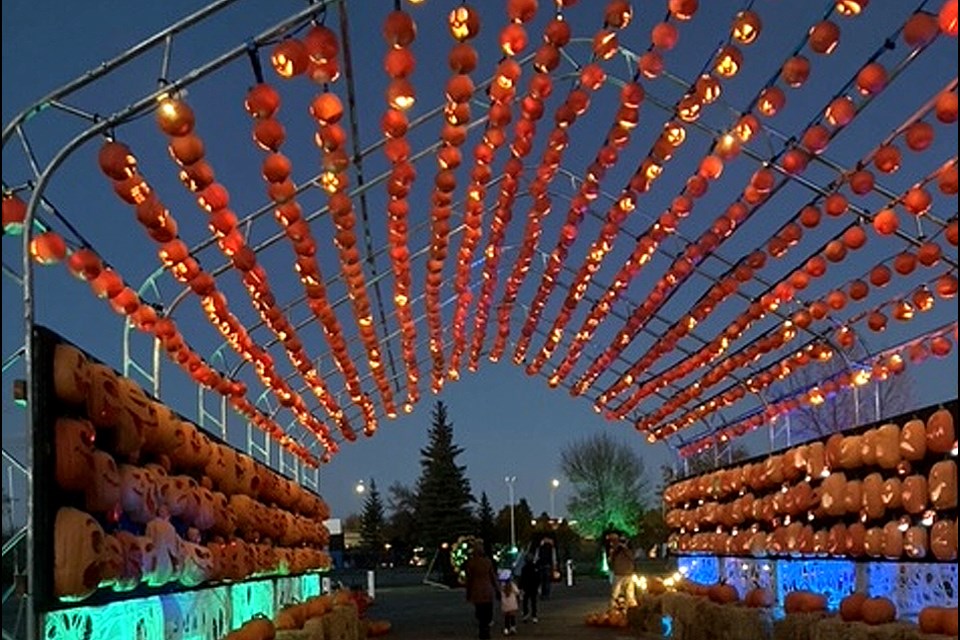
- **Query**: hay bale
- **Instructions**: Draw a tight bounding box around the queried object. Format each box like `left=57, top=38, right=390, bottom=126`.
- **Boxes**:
left=813, top=618, right=924, bottom=640
left=773, top=612, right=827, bottom=640
left=721, top=604, right=774, bottom=640
left=628, top=594, right=665, bottom=635
left=320, top=604, right=362, bottom=640
left=276, top=631, right=312, bottom=640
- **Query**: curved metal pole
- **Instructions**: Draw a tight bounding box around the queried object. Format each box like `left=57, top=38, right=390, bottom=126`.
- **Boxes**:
left=1, top=0, right=242, bottom=146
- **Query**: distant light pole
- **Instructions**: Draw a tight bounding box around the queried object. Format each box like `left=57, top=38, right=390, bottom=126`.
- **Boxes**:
left=505, top=476, right=517, bottom=551
left=550, top=478, right=560, bottom=518
left=355, top=480, right=366, bottom=495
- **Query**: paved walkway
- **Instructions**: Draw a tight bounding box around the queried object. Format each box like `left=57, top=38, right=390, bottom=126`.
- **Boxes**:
left=368, top=577, right=651, bottom=639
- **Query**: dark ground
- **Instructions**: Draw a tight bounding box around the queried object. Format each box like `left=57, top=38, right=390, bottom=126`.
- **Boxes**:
left=367, top=576, right=656, bottom=640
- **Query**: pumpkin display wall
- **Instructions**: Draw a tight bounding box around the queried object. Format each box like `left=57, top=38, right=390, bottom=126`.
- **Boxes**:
left=665, top=401, right=959, bottom=562
left=41, top=331, right=332, bottom=604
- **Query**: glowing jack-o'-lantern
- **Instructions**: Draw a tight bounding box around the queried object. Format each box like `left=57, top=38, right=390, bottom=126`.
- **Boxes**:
left=902, top=475, right=928, bottom=513
left=926, top=408, right=955, bottom=453
left=448, top=5, right=480, bottom=42
left=839, top=435, right=863, bottom=469
left=54, top=507, right=105, bottom=600
left=929, top=461, right=957, bottom=509
left=904, top=525, right=928, bottom=558
left=875, top=423, right=901, bottom=469
left=159, top=475, right=201, bottom=523
left=271, top=39, right=309, bottom=78
left=758, top=87, right=785, bottom=117
left=98, top=140, right=138, bottom=180
left=821, top=472, right=848, bottom=516
left=714, top=45, right=742, bottom=77
left=85, top=450, right=122, bottom=514
left=930, top=520, right=957, bottom=561
left=863, top=473, right=885, bottom=520
left=844, top=479, right=863, bottom=514
left=732, top=10, right=762, bottom=44
left=808, top=21, right=841, bottom=54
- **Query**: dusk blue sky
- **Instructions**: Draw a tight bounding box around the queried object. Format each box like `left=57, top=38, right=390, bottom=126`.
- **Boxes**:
left=2, top=0, right=957, bottom=523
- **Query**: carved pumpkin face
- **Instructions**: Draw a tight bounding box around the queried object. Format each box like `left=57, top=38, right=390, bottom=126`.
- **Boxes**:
left=194, top=487, right=217, bottom=532
left=84, top=450, right=122, bottom=515
left=85, top=363, right=123, bottom=428
left=119, top=464, right=159, bottom=523
left=113, top=531, right=145, bottom=592
left=54, top=507, right=105, bottom=601
left=210, top=491, right=237, bottom=538
left=929, top=461, right=958, bottom=509
left=98, top=534, right=125, bottom=589
left=160, top=475, right=201, bottom=522
left=179, top=542, right=214, bottom=587
left=53, top=344, right=89, bottom=404
left=56, top=418, right=96, bottom=492
left=902, top=475, right=929, bottom=514
left=144, top=516, right=182, bottom=587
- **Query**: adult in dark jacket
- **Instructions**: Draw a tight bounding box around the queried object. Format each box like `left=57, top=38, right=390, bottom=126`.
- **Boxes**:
left=464, top=544, right=500, bottom=639
left=534, top=537, right=557, bottom=598
left=518, top=554, right=540, bottom=622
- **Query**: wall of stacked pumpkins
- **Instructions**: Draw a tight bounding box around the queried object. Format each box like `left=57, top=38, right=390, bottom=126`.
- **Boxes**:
left=664, top=402, right=958, bottom=562
left=51, top=341, right=332, bottom=603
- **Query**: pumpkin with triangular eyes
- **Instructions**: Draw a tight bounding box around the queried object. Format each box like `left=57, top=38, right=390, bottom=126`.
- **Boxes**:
left=53, top=343, right=89, bottom=405
left=54, top=507, right=105, bottom=601
left=159, top=475, right=201, bottom=524
left=55, top=417, right=96, bottom=492
left=84, top=450, right=122, bottom=515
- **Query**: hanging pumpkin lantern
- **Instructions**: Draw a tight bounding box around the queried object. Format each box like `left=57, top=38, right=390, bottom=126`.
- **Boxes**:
left=824, top=193, right=847, bottom=216
left=870, top=264, right=891, bottom=287
left=448, top=5, right=480, bottom=41
left=244, top=84, right=280, bottom=119
left=782, top=149, right=809, bottom=174
left=942, top=0, right=959, bottom=35
left=937, top=273, right=958, bottom=298
left=592, top=30, right=619, bottom=60
left=669, top=0, right=699, bottom=20
left=856, top=62, right=887, bottom=95
left=825, top=96, right=857, bottom=127
left=872, top=208, right=899, bottom=235
left=917, top=241, right=941, bottom=266
left=799, top=205, right=821, bottom=228
left=386, top=78, right=416, bottom=111
left=849, top=279, right=869, bottom=300
left=893, top=251, right=917, bottom=275
left=499, top=23, right=528, bottom=56
left=938, top=165, right=959, bottom=195
left=903, top=187, right=931, bottom=215
left=253, top=118, right=285, bottom=152
left=699, top=155, right=724, bottom=180
left=604, top=0, right=633, bottom=28
left=179, top=160, right=215, bottom=192
left=867, top=311, right=887, bottom=332
left=714, top=45, right=743, bottom=77
left=781, top=56, right=811, bottom=87
left=98, top=141, right=138, bottom=180
left=67, top=248, right=102, bottom=281
left=873, top=145, right=901, bottom=173
left=310, top=93, right=344, bottom=125
left=809, top=21, right=841, bottom=54
left=803, top=125, right=831, bottom=154
left=168, top=134, right=205, bottom=167
left=383, top=11, right=417, bottom=48
left=507, top=0, right=539, bottom=23
left=930, top=335, right=953, bottom=357
left=905, top=121, right=935, bottom=151
left=836, top=0, right=869, bottom=16
left=936, top=91, right=959, bottom=123
left=758, top=87, right=785, bottom=117
left=29, top=231, right=68, bottom=264
left=156, top=98, right=195, bottom=137
left=651, top=22, right=679, bottom=50
left=849, top=169, right=874, bottom=195
left=695, top=75, right=722, bottom=104
left=904, top=11, right=940, bottom=46
left=732, top=10, right=762, bottom=44
left=843, top=225, right=867, bottom=249
left=638, top=51, right=664, bottom=78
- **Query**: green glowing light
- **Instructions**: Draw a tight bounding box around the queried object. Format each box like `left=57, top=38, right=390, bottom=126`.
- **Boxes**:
left=301, top=573, right=322, bottom=599
left=231, top=579, right=275, bottom=629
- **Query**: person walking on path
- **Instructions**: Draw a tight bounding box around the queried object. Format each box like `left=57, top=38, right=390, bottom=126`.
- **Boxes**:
left=608, top=536, right=637, bottom=610
left=534, top=537, right=557, bottom=599
left=518, top=554, right=540, bottom=623
left=500, top=578, right=519, bottom=635
left=464, top=543, right=500, bottom=639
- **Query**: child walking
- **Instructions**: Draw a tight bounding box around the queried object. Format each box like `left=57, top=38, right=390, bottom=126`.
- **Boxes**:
left=500, top=578, right=519, bottom=635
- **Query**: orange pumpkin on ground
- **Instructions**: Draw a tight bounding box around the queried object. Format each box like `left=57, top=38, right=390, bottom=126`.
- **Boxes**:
left=784, top=591, right=827, bottom=614
left=861, top=597, right=896, bottom=625
left=840, top=592, right=867, bottom=621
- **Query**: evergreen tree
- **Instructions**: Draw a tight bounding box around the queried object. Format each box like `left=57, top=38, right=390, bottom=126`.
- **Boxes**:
left=415, top=401, right=475, bottom=549
left=359, top=478, right=386, bottom=564
left=476, top=492, right=496, bottom=554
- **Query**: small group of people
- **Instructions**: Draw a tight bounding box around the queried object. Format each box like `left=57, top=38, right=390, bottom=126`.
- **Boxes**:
left=463, top=542, right=552, bottom=638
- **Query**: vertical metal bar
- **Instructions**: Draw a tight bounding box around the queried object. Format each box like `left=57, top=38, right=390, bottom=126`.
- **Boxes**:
left=152, top=335, right=162, bottom=398
left=852, top=383, right=861, bottom=426
left=785, top=413, right=792, bottom=448
left=220, top=394, right=228, bottom=441
left=874, top=381, right=882, bottom=421
left=22, top=174, right=38, bottom=640
left=159, top=34, right=174, bottom=84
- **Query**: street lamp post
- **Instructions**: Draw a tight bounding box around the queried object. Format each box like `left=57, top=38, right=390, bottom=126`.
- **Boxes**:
left=355, top=480, right=366, bottom=495
left=505, top=476, right=517, bottom=551
left=550, top=478, right=560, bottom=518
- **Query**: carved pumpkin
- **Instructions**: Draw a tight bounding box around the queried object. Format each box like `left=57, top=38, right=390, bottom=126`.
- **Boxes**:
left=862, top=473, right=885, bottom=520
left=880, top=478, right=902, bottom=510
left=860, top=430, right=880, bottom=467
left=882, top=521, right=903, bottom=559
left=179, top=541, right=214, bottom=587
left=113, top=531, right=147, bottom=592
left=930, top=519, right=957, bottom=561
left=170, top=420, right=213, bottom=471
left=84, top=450, right=122, bottom=514
left=927, top=408, right=956, bottom=453
left=55, top=418, right=96, bottom=492
left=874, top=423, right=901, bottom=469
left=864, top=527, right=884, bottom=557
left=919, top=607, right=959, bottom=635
left=98, top=534, right=124, bottom=589
left=159, top=475, right=201, bottom=523
left=85, top=363, right=123, bottom=428
left=930, top=460, right=958, bottom=509
left=821, top=472, right=848, bottom=516
left=904, top=525, right=928, bottom=558
left=210, top=491, right=237, bottom=538
left=847, top=523, right=867, bottom=557
left=195, top=486, right=217, bottom=531
left=143, top=514, right=182, bottom=586
left=805, top=442, right=826, bottom=478
left=839, top=435, right=863, bottom=469
left=844, top=480, right=863, bottom=514
left=828, top=523, right=847, bottom=555
left=708, top=583, right=739, bottom=604
left=119, top=464, right=160, bottom=523
left=54, top=507, right=105, bottom=601
left=53, top=344, right=89, bottom=404
left=902, top=475, right=928, bottom=513
left=900, top=418, right=927, bottom=461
